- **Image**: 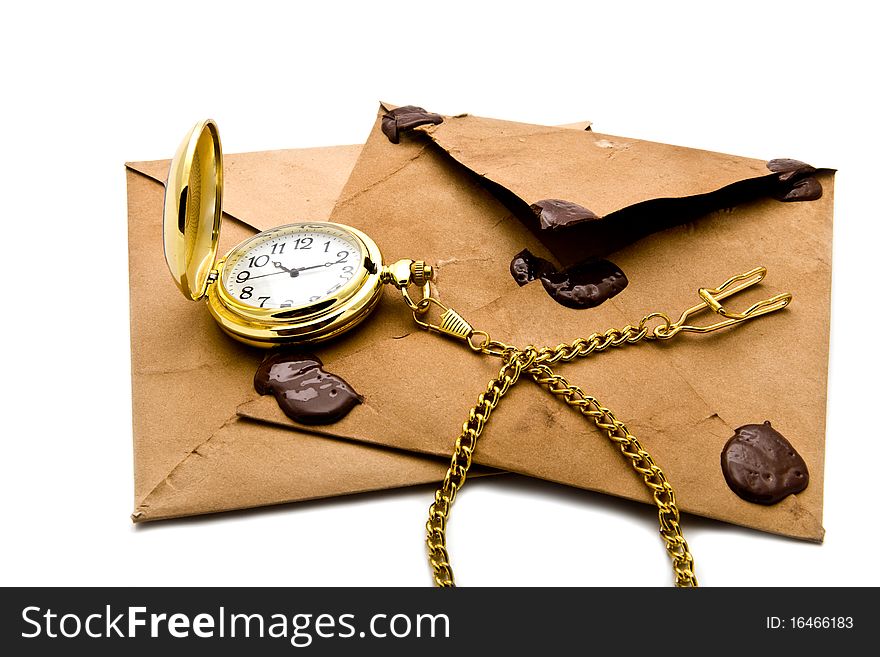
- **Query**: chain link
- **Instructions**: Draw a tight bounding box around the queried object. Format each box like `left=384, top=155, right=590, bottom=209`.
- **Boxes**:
left=533, top=324, right=649, bottom=365
left=471, top=313, right=671, bottom=366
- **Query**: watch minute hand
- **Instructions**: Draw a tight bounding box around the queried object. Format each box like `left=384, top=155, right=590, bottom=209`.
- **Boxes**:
left=294, top=257, right=347, bottom=273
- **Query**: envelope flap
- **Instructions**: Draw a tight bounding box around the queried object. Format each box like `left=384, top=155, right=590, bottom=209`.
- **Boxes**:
left=127, top=144, right=364, bottom=233
left=418, top=113, right=775, bottom=219
left=126, top=158, right=172, bottom=183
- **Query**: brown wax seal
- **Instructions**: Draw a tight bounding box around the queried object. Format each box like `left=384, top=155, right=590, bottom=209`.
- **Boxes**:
left=720, top=421, right=809, bottom=505
left=767, top=158, right=823, bottom=202
left=776, top=177, right=823, bottom=202
left=767, top=158, right=817, bottom=182
left=509, top=248, right=554, bottom=286
left=539, top=258, right=628, bottom=310
left=381, top=105, right=444, bottom=144
left=530, top=199, right=599, bottom=230
left=509, top=250, right=628, bottom=309
left=255, top=352, right=364, bottom=425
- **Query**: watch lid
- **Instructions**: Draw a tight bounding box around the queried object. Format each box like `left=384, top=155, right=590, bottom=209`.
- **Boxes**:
left=163, top=119, right=223, bottom=301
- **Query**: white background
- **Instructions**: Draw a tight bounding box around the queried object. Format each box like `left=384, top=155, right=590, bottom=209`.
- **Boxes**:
left=1, top=1, right=878, bottom=587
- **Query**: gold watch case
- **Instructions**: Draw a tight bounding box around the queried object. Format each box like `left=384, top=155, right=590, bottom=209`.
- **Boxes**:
left=162, top=119, right=385, bottom=348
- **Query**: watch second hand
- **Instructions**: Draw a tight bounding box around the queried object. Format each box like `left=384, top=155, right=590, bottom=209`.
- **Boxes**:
left=246, top=263, right=295, bottom=281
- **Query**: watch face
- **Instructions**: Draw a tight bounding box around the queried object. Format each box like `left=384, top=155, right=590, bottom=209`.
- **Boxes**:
left=222, top=224, right=364, bottom=310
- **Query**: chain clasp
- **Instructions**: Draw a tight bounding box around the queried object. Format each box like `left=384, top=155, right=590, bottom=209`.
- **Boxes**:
left=650, top=267, right=792, bottom=339
left=382, top=259, right=476, bottom=341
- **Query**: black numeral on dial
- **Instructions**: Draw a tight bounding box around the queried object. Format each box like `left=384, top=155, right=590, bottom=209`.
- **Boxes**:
left=271, top=243, right=286, bottom=255
left=248, top=255, right=269, bottom=268
left=240, top=286, right=253, bottom=300
left=293, top=237, right=313, bottom=250
left=236, top=270, right=250, bottom=283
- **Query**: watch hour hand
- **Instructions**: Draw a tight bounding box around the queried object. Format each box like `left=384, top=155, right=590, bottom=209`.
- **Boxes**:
left=273, top=260, right=299, bottom=277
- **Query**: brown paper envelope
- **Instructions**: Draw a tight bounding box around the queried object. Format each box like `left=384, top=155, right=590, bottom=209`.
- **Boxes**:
left=126, top=144, right=497, bottom=523
left=421, top=113, right=773, bottom=216
left=238, top=108, right=831, bottom=541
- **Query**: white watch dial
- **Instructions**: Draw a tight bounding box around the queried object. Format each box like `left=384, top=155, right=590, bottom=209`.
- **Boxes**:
left=222, top=226, right=363, bottom=309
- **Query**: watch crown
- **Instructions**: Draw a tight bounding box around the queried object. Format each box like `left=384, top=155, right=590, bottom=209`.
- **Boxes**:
left=410, top=261, right=434, bottom=286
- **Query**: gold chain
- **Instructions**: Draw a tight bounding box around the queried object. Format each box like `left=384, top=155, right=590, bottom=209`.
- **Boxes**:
left=426, top=348, right=537, bottom=587
left=528, top=361, right=697, bottom=586
left=382, top=262, right=791, bottom=587
left=426, top=337, right=696, bottom=587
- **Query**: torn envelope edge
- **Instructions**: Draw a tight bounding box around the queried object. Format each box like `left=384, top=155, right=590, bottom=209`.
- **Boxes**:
left=414, top=111, right=831, bottom=217
left=411, top=113, right=833, bottom=266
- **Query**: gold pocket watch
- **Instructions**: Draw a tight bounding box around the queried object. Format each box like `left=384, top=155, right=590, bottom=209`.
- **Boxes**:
left=163, top=119, right=432, bottom=347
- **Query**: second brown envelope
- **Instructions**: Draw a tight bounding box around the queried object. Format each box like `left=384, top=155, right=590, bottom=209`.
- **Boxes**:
left=239, top=106, right=833, bottom=542
left=126, top=145, right=495, bottom=523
